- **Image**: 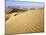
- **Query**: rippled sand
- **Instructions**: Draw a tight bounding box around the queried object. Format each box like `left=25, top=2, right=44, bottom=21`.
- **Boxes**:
left=6, top=8, right=44, bottom=34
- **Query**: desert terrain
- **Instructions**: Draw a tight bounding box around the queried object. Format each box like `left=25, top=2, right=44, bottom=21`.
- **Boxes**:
left=5, top=7, right=44, bottom=34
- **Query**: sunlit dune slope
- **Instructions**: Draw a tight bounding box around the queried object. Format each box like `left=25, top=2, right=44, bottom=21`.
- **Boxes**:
left=6, top=8, right=44, bottom=34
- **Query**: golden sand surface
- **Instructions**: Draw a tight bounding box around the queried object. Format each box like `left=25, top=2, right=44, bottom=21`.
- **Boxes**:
left=6, top=8, right=44, bottom=34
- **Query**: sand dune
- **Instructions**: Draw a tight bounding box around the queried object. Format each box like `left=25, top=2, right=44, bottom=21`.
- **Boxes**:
left=6, top=8, right=44, bottom=34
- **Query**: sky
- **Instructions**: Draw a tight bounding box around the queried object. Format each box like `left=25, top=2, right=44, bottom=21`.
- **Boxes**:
left=6, top=0, right=44, bottom=8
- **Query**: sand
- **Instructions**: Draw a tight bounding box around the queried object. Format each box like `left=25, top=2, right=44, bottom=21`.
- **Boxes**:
left=6, top=8, right=44, bottom=34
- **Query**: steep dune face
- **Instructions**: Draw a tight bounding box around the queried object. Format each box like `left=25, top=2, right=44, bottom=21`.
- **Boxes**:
left=6, top=8, right=44, bottom=34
